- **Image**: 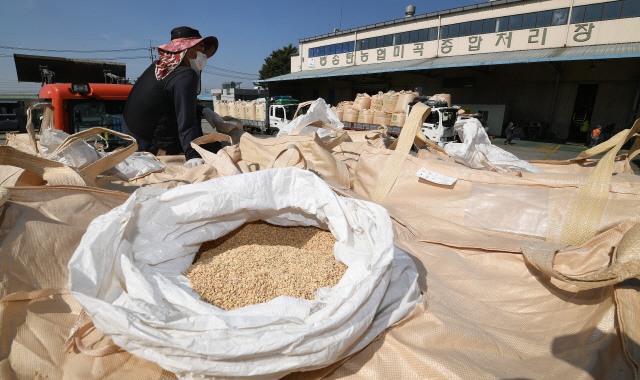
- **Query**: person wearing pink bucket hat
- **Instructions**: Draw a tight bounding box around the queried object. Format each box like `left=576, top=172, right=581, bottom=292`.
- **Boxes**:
left=122, top=26, right=223, bottom=167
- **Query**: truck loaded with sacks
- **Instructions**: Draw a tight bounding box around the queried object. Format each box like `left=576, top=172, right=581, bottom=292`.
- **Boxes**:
left=332, top=91, right=464, bottom=147
left=214, top=96, right=306, bottom=135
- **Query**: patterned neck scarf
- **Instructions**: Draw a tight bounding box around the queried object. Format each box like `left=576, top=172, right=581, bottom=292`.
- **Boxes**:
left=154, top=49, right=187, bottom=81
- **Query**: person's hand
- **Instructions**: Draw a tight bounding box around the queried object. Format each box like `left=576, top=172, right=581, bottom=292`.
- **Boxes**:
left=184, top=158, right=205, bottom=167
left=203, top=107, right=224, bottom=127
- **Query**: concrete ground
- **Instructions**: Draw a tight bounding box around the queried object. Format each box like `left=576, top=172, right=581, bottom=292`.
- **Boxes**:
left=3, top=123, right=637, bottom=175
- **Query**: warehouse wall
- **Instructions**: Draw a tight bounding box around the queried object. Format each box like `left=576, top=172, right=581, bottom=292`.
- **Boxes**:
left=268, top=57, right=640, bottom=140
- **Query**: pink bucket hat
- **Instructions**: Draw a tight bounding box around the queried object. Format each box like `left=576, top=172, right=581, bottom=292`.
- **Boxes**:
left=157, top=26, right=218, bottom=54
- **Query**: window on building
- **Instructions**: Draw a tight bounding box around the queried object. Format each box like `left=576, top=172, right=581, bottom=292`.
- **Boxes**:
left=376, top=36, right=384, bottom=48
left=508, top=14, right=522, bottom=30
left=522, top=12, right=537, bottom=28
left=384, top=34, right=393, bottom=47
left=367, top=37, right=375, bottom=49
left=356, top=40, right=362, bottom=51
left=459, top=22, right=471, bottom=37
left=335, top=43, right=342, bottom=54
left=496, top=16, right=509, bottom=32
left=401, top=31, right=410, bottom=44
left=392, top=33, right=401, bottom=45
left=482, top=18, right=496, bottom=33
left=448, top=23, right=460, bottom=38
left=418, top=28, right=429, bottom=42
left=471, top=20, right=483, bottom=35
left=308, top=48, right=314, bottom=58
left=361, top=38, right=369, bottom=50
left=409, top=30, right=419, bottom=43
left=552, top=8, right=569, bottom=25
left=349, top=41, right=354, bottom=52
left=585, top=3, right=604, bottom=22
left=318, top=46, right=325, bottom=56
left=440, top=25, right=449, bottom=39
left=571, top=6, right=586, bottom=23
left=343, top=42, right=349, bottom=52
left=314, top=47, right=320, bottom=57
left=536, top=10, right=552, bottom=26
left=622, top=0, right=640, bottom=18
left=329, top=44, right=336, bottom=54
left=428, top=27, right=439, bottom=40
left=603, top=1, right=624, bottom=20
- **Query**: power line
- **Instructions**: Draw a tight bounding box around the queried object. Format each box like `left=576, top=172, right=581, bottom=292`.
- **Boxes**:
left=0, top=54, right=150, bottom=60
left=207, top=66, right=258, bottom=76
left=0, top=45, right=150, bottom=53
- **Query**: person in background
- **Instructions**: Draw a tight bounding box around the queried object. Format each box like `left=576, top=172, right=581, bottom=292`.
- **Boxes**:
left=581, top=119, right=590, bottom=146
left=590, top=125, right=602, bottom=148
left=505, top=122, right=516, bottom=145
left=122, top=26, right=224, bottom=168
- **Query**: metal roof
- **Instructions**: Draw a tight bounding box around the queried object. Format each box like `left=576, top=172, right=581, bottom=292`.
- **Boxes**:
left=257, top=42, right=640, bottom=83
left=299, top=0, right=539, bottom=43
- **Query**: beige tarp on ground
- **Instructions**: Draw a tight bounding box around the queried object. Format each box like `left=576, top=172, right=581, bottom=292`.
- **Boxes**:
left=314, top=104, right=640, bottom=379
left=0, top=186, right=177, bottom=379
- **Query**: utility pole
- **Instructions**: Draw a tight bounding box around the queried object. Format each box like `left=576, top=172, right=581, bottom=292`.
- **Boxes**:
left=149, top=40, right=155, bottom=63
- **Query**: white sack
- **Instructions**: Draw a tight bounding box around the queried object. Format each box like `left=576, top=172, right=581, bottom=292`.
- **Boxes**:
left=39, top=128, right=99, bottom=169
left=445, top=118, right=543, bottom=173
left=97, top=151, right=165, bottom=180
left=276, top=98, right=344, bottom=138
left=39, top=128, right=165, bottom=180
left=68, top=168, right=421, bottom=380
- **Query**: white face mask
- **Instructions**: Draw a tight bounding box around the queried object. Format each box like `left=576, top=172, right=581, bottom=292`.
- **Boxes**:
left=189, top=51, right=207, bottom=71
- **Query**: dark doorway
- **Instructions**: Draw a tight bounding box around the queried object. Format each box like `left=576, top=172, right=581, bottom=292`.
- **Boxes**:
left=568, top=84, right=598, bottom=143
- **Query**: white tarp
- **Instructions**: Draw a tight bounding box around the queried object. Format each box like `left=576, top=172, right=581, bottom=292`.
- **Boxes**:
left=68, top=168, right=421, bottom=380
left=276, top=98, right=344, bottom=138
left=445, top=118, right=543, bottom=173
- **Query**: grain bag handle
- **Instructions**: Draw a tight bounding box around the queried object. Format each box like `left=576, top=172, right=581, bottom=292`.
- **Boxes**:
left=292, top=100, right=314, bottom=120
left=0, top=187, right=9, bottom=208
left=0, top=145, right=89, bottom=186
left=266, top=144, right=312, bottom=171
left=560, top=119, right=640, bottom=246
left=23, top=103, right=55, bottom=155
left=371, top=103, right=433, bottom=203
left=190, top=133, right=244, bottom=177
left=572, top=128, right=640, bottom=161
left=290, top=121, right=350, bottom=150
left=64, top=310, right=120, bottom=356
left=47, top=127, right=138, bottom=185
left=522, top=218, right=640, bottom=288
left=213, top=116, right=243, bottom=133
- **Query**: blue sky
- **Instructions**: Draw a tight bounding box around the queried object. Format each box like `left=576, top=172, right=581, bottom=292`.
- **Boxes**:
left=0, top=0, right=481, bottom=94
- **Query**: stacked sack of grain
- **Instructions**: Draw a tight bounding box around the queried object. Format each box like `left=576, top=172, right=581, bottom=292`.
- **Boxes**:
left=382, top=91, right=399, bottom=113
left=245, top=101, right=256, bottom=121
left=343, top=108, right=359, bottom=123
left=371, top=91, right=384, bottom=111
left=395, top=90, right=419, bottom=113
left=332, top=106, right=344, bottom=121
left=373, top=110, right=392, bottom=126
left=390, top=111, right=406, bottom=127
left=227, top=101, right=238, bottom=118
left=352, top=93, right=371, bottom=111
left=357, top=109, right=375, bottom=124
left=255, top=101, right=265, bottom=122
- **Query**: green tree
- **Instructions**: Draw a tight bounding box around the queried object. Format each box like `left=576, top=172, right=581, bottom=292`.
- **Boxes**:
left=259, top=44, right=299, bottom=82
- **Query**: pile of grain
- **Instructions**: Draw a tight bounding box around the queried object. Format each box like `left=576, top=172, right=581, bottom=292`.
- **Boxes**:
left=185, top=221, right=346, bottom=311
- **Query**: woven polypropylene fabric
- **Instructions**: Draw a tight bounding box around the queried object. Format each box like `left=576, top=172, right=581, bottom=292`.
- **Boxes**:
left=0, top=186, right=175, bottom=379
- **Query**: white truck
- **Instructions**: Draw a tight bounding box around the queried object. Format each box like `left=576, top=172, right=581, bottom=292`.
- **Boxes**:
left=238, top=99, right=309, bottom=135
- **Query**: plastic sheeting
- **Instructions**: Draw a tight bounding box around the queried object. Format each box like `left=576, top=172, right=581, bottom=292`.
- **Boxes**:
left=68, top=168, right=421, bottom=380
left=277, top=98, right=344, bottom=138
left=444, top=118, right=543, bottom=173
left=39, top=128, right=164, bottom=180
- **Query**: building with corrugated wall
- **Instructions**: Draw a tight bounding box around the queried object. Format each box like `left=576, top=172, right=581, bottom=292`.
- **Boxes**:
left=257, top=0, right=640, bottom=141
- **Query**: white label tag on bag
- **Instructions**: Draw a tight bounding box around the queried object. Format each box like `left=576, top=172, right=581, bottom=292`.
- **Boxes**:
left=416, top=167, right=457, bottom=186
